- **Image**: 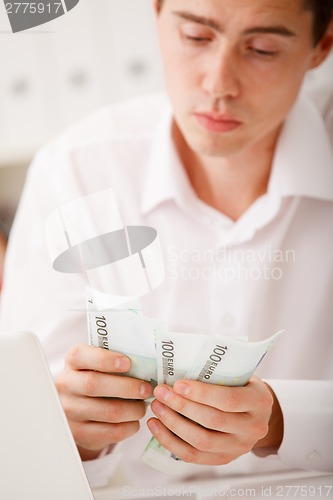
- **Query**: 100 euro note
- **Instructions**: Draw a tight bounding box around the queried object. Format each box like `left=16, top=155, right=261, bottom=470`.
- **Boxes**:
left=155, top=331, right=208, bottom=386
left=141, top=330, right=283, bottom=474
left=142, top=330, right=209, bottom=474
left=86, top=288, right=167, bottom=388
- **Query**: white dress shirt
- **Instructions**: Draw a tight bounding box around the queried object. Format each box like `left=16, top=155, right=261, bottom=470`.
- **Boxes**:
left=0, top=87, right=332, bottom=487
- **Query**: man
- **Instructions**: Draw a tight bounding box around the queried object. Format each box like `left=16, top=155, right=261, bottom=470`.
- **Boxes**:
left=1, top=0, right=333, bottom=487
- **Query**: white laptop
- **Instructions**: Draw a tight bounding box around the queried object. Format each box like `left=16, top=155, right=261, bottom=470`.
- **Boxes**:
left=0, top=331, right=95, bottom=500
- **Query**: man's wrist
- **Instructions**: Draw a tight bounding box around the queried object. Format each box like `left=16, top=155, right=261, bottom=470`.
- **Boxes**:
left=253, top=383, right=284, bottom=453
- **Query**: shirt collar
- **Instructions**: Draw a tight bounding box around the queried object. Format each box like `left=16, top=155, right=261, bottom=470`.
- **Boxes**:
left=141, top=92, right=333, bottom=216
left=268, top=92, right=333, bottom=202
left=141, top=100, right=197, bottom=215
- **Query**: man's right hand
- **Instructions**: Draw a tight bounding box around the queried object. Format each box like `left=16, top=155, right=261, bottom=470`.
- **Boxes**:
left=55, top=343, right=153, bottom=461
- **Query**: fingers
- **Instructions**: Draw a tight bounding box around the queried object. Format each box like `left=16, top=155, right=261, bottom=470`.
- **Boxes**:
left=61, top=394, right=147, bottom=423
left=56, top=343, right=152, bottom=455
left=65, top=343, right=131, bottom=373
left=57, top=343, right=153, bottom=400
left=151, top=395, right=269, bottom=447
left=170, top=376, right=273, bottom=413
left=150, top=401, right=241, bottom=454
left=71, top=420, right=140, bottom=452
left=147, top=417, right=236, bottom=466
left=150, top=400, right=257, bottom=456
left=147, top=377, right=274, bottom=466
left=152, top=387, right=250, bottom=433
left=56, top=369, right=153, bottom=400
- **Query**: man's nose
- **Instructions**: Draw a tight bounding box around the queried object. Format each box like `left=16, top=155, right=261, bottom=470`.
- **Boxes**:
left=202, top=48, right=241, bottom=99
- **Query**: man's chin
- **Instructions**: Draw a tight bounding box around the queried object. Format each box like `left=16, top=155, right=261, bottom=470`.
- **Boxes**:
left=186, top=135, right=246, bottom=159
left=173, top=119, right=247, bottom=159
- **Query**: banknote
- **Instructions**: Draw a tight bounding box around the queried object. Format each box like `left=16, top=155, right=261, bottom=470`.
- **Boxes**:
left=86, top=288, right=283, bottom=473
left=86, top=288, right=167, bottom=387
left=142, top=330, right=283, bottom=473
left=155, top=330, right=207, bottom=386
left=185, top=331, right=282, bottom=385
left=142, top=330, right=207, bottom=475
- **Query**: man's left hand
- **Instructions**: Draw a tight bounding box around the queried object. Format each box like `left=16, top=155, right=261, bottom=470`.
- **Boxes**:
left=147, top=376, right=283, bottom=465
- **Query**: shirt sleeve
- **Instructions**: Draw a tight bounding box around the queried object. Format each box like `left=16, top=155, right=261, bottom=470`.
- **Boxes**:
left=266, top=379, right=333, bottom=473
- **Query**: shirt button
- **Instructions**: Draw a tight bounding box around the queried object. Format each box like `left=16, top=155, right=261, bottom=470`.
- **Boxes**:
left=306, top=450, right=321, bottom=463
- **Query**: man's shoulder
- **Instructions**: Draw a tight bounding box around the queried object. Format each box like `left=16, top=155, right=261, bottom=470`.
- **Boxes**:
left=35, top=92, right=169, bottom=163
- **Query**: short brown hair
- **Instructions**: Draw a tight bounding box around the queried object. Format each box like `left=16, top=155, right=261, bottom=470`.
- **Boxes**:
left=157, top=0, right=333, bottom=45
left=303, top=0, right=333, bottom=44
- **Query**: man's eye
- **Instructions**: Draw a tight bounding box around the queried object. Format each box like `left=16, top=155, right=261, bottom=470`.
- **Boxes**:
left=184, top=35, right=211, bottom=43
left=251, top=48, right=278, bottom=57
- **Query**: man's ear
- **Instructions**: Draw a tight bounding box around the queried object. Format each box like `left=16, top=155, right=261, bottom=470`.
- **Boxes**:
left=153, top=0, right=161, bottom=16
left=310, top=16, right=333, bottom=70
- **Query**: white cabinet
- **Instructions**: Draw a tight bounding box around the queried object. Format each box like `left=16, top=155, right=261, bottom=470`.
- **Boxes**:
left=0, top=0, right=164, bottom=166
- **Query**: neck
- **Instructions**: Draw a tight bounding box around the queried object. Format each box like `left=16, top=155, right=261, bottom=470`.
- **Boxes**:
left=174, top=125, right=281, bottom=221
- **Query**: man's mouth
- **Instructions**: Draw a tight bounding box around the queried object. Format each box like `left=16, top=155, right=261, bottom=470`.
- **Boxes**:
left=193, top=111, right=242, bottom=133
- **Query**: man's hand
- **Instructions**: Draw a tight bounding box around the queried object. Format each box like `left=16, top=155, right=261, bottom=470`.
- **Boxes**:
left=56, top=343, right=153, bottom=461
left=147, top=376, right=283, bottom=465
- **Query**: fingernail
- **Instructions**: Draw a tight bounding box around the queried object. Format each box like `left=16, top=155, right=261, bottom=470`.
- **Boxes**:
left=140, top=382, right=152, bottom=397
left=115, top=356, right=130, bottom=371
left=152, top=401, right=165, bottom=417
left=174, top=382, right=190, bottom=396
left=154, top=386, right=171, bottom=402
left=147, top=418, right=159, bottom=433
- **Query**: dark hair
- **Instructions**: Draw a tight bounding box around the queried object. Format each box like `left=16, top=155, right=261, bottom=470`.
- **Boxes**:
left=303, top=0, right=333, bottom=44
left=157, top=0, right=333, bottom=45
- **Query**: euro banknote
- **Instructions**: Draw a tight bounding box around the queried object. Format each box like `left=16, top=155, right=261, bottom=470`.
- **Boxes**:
left=141, top=330, right=283, bottom=474
left=86, top=287, right=282, bottom=474
left=155, top=331, right=208, bottom=386
left=86, top=288, right=167, bottom=387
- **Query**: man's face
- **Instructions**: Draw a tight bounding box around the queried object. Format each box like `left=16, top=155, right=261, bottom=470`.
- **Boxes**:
left=155, top=0, right=327, bottom=159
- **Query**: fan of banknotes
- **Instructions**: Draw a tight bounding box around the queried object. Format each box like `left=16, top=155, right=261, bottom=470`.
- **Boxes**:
left=87, top=287, right=283, bottom=474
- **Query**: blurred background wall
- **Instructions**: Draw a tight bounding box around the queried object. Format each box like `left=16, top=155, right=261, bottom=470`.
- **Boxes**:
left=0, top=0, right=164, bottom=238
left=0, top=0, right=332, bottom=241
